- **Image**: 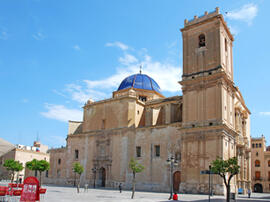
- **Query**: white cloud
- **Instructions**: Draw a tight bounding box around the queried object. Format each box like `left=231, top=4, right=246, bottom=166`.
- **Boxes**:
left=0, top=31, right=8, bottom=40
left=259, top=112, right=270, bottom=116
left=228, top=26, right=239, bottom=36
left=73, top=45, right=80, bottom=51
left=105, top=41, right=129, bottom=50
left=65, top=83, right=107, bottom=104
left=21, top=98, right=29, bottom=103
left=83, top=52, right=181, bottom=94
left=119, top=54, right=138, bottom=65
left=41, top=104, right=82, bottom=122
left=32, top=32, right=45, bottom=40
left=226, top=3, right=258, bottom=25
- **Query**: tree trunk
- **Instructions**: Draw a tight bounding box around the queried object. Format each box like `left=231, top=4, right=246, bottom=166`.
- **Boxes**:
left=74, top=173, right=76, bottom=187
left=11, top=172, right=14, bottom=183
left=77, top=175, right=80, bottom=193
left=39, top=171, right=42, bottom=186
left=226, top=184, right=230, bottom=202
left=131, top=172, right=135, bottom=199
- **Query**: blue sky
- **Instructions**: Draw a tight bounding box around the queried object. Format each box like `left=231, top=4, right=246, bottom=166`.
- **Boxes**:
left=0, top=0, right=269, bottom=148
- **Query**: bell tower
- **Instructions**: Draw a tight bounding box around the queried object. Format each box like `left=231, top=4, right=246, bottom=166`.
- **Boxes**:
left=180, top=7, right=235, bottom=128
left=179, top=8, right=247, bottom=195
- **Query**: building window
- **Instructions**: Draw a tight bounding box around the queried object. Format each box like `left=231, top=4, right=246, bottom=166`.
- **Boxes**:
left=268, top=160, right=270, bottom=167
left=268, top=171, right=270, bottom=181
left=175, top=153, right=181, bottom=161
left=259, top=143, right=262, bottom=148
left=136, top=146, right=141, bottom=157
left=58, top=158, right=61, bottom=165
left=255, top=160, right=260, bottom=167
left=155, top=145, right=160, bottom=157
left=256, top=143, right=258, bottom=148
left=75, top=149, right=79, bottom=159
left=225, top=38, right=228, bottom=52
left=252, top=144, right=255, bottom=148
left=256, top=152, right=259, bottom=156
left=101, top=119, right=106, bottom=129
left=46, top=170, right=49, bottom=178
left=199, top=34, right=205, bottom=47
left=139, top=96, right=147, bottom=102
left=35, top=170, right=37, bottom=177
left=57, top=169, right=61, bottom=178
left=255, top=171, right=261, bottom=180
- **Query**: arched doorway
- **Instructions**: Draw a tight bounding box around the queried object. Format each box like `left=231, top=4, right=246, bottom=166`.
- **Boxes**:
left=173, top=171, right=181, bottom=192
left=254, top=183, right=263, bottom=193
left=99, top=167, right=106, bottom=187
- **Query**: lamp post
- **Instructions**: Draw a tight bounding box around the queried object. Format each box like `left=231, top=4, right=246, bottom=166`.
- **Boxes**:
left=91, top=167, right=97, bottom=188
left=208, top=165, right=211, bottom=202
left=167, top=155, right=178, bottom=200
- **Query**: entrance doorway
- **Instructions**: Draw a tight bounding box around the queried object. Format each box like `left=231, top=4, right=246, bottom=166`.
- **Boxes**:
left=254, top=183, right=263, bottom=193
left=99, top=167, right=106, bottom=187
left=173, top=171, right=181, bottom=192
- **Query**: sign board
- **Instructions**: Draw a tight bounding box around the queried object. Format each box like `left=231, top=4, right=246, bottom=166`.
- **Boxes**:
left=200, top=170, right=210, bottom=174
left=20, top=176, right=40, bottom=202
left=200, top=170, right=218, bottom=175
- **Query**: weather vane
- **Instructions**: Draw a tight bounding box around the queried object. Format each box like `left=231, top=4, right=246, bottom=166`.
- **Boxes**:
left=139, top=65, right=142, bottom=74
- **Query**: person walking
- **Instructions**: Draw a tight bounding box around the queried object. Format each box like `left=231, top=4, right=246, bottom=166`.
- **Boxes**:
left=119, top=183, right=122, bottom=193
left=248, top=189, right=251, bottom=198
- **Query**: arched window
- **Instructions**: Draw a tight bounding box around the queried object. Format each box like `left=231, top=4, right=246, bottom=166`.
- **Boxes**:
left=268, top=160, right=270, bottom=167
left=199, top=34, right=205, bottom=48
left=225, top=38, right=228, bottom=52
left=255, top=160, right=260, bottom=167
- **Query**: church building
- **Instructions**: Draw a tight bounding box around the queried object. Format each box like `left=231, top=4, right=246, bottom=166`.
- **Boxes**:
left=45, top=8, right=251, bottom=195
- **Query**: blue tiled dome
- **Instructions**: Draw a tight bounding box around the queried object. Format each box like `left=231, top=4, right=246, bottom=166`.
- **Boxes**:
left=117, top=74, right=161, bottom=93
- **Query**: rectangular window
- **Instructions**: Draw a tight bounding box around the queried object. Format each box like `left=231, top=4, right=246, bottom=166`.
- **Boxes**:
left=75, top=149, right=79, bottom=159
left=155, top=145, right=160, bottom=157
left=57, top=169, right=61, bottom=178
left=255, top=171, right=261, bottom=180
left=136, top=146, right=141, bottom=157
left=58, top=158, right=61, bottom=165
left=46, top=170, right=49, bottom=178
left=102, top=119, right=106, bottom=129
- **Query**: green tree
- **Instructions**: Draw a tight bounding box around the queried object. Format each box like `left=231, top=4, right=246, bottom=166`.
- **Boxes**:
left=129, top=158, right=144, bottom=199
left=3, top=159, right=23, bottom=182
left=26, top=159, right=50, bottom=186
left=72, top=162, right=84, bottom=193
left=211, top=157, right=240, bottom=202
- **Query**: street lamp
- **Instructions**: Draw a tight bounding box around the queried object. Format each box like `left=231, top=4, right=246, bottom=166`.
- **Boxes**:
left=167, top=155, right=178, bottom=200
left=91, top=167, right=97, bottom=188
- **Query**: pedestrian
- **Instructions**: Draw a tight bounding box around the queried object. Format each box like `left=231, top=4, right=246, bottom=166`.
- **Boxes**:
left=173, top=192, right=178, bottom=201
left=119, top=183, right=122, bottom=193
left=84, top=183, right=88, bottom=192
left=248, top=189, right=251, bottom=198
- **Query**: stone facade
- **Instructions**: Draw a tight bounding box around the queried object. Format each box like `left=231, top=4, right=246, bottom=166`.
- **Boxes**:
left=251, top=136, right=270, bottom=193
left=45, top=8, right=251, bottom=195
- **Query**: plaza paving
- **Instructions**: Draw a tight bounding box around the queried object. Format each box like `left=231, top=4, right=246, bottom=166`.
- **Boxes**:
left=40, top=185, right=270, bottom=202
